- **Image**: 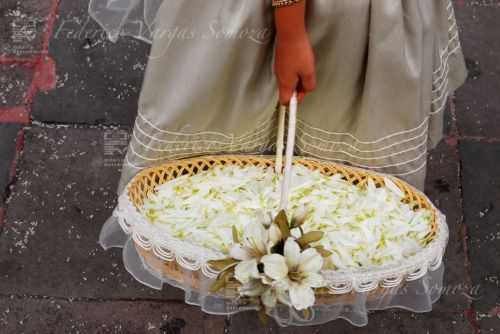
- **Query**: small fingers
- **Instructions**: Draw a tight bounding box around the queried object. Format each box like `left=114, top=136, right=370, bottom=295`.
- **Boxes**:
left=278, top=82, right=298, bottom=106
left=296, top=83, right=306, bottom=104
left=278, top=70, right=316, bottom=106
left=280, top=82, right=309, bottom=105
left=279, top=89, right=293, bottom=106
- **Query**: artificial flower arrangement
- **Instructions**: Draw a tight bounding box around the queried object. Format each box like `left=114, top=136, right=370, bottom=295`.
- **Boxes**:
left=140, top=164, right=434, bottom=323
left=207, top=207, right=330, bottom=323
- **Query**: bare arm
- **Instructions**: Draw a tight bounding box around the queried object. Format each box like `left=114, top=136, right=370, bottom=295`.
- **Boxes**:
left=274, top=1, right=316, bottom=105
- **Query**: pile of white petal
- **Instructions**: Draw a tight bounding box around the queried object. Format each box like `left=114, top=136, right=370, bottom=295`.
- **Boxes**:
left=140, top=164, right=433, bottom=270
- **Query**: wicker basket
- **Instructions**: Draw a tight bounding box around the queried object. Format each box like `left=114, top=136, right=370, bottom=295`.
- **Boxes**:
left=127, top=154, right=439, bottom=303
left=116, top=93, right=446, bottom=307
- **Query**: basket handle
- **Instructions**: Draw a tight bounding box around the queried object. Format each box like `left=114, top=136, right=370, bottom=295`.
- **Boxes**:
left=275, top=91, right=298, bottom=210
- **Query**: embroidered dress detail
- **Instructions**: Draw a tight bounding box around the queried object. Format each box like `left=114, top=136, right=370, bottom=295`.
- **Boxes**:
left=98, top=0, right=468, bottom=194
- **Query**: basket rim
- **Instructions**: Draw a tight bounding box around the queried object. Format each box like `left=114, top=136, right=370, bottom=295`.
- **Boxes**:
left=115, top=154, right=449, bottom=293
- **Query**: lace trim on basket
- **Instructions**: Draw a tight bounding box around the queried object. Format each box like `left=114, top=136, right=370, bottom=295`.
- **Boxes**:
left=114, top=171, right=449, bottom=294
left=115, top=194, right=226, bottom=278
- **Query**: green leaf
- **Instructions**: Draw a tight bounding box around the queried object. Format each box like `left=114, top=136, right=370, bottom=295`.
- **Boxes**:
left=314, top=245, right=333, bottom=257
left=210, top=269, right=235, bottom=293
left=207, top=258, right=239, bottom=271
left=274, top=209, right=290, bottom=240
left=297, top=231, right=324, bottom=247
left=258, top=305, right=268, bottom=326
left=232, top=225, right=239, bottom=243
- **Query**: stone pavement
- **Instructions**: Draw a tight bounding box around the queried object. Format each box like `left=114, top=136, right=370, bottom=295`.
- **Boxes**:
left=0, top=0, right=498, bottom=333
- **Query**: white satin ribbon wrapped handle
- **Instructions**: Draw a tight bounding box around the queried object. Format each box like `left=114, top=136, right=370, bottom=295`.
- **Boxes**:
left=275, top=91, right=298, bottom=211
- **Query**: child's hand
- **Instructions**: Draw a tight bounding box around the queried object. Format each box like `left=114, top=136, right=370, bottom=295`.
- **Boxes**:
left=274, top=31, right=316, bottom=105
left=273, top=1, right=316, bottom=106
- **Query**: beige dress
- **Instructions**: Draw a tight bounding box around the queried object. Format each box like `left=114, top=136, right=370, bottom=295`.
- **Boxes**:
left=95, top=0, right=467, bottom=195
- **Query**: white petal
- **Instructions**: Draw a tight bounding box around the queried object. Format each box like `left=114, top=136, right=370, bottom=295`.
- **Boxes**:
left=289, top=283, right=315, bottom=310
left=383, top=177, right=405, bottom=199
left=268, top=224, right=282, bottom=244
left=275, top=289, right=292, bottom=307
left=237, top=278, right=265, bottom=297
left=290, top=227, right=302, bottom=239
left=297, top=248, right=323, bottom=273
left=260, top=274, right=274, bottom=285
left=234, top=259, right=259, bottom=284
left=292, top=205, right=309, bottom=223
left=256, top=210, right=273, bottom=227
left=273, top=276, right=291, bottom=291
left=366, top=177, right=376, bottom=192
left=242, top=222, right=268, bottom=255
left=261, top=287, right=277, bottom=308
left=229, top=244, right=252, bottom=261
left=302, top=272, right=325, bottom=288
left=284, top=238, right=300, bottom=269
left=261, top=254, right=289, bottom=280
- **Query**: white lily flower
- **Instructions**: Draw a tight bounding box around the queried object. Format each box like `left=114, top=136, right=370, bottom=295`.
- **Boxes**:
left=229, top=222, right=268, bottom=260
left=229, top=222, right=271, bottom=284
left=237, top=277, right=291, bottom=309
left=261, top=238, right=326, bottom=310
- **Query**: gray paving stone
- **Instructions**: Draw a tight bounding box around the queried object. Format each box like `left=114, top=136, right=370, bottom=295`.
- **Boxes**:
left=0, top=63, right=33, bottom=109
left=443, top=101, right=453, bottom=137
left=425, top=141, right=472, bottom=312
left=0, top=123, right=21, bottom=205
left=463, top=1, right=500, bottom=5
left=228, top=309, right=473, bottom=334
left=31, top=0, right=150, bottom=125
left=478, top=315, right=500, bottom=333
left=0, top=126, right=184, bottom=300
left=459, top=141, right=500, bottom=314
left=0, top=297, right=226, bottom=334
left=0, top=0, right=52, bottom=57
left=454, top=7, right=500, bottom=137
